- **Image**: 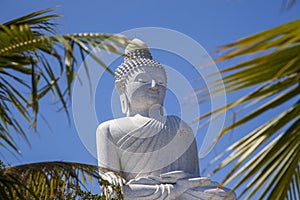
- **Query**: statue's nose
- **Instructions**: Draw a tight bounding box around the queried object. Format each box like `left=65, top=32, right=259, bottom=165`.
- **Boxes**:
left=151, top=80, right=156, bottom=87
left=150, top=80, right=158, bottom=90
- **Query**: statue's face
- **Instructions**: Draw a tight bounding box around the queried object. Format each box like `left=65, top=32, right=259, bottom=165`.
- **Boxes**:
left=124, top=66, right=166, bottom=111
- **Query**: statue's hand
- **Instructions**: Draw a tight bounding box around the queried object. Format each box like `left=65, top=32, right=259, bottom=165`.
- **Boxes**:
left=147, top=171, right=194, bottom=184
left=128, top=177, right=162, bottom=185
left=127, top=172, right=194, bottom=185
left=167, top=177, right=209, bottom=199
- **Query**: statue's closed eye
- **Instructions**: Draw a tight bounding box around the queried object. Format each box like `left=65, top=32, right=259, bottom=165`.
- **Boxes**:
left=137, top=78, right=148, bottom=83
left=137, top=78, right=164, bottom=85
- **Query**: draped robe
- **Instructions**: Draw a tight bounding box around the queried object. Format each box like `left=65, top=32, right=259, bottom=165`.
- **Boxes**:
left=97, top=115, right=236, bottom=200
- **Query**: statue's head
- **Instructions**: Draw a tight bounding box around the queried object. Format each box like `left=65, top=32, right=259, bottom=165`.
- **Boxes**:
left=115, top=39, right=167, bottom=116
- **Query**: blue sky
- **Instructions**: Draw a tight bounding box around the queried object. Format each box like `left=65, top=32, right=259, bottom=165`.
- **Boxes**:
left=2, top=0, right=300, bottom=197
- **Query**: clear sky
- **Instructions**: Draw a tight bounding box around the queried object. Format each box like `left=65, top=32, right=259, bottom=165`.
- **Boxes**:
left=2, top=0, right=300, bottom=197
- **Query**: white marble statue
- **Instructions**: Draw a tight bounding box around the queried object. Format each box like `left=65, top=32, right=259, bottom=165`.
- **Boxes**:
left=96, top=39, right=236, bottom=200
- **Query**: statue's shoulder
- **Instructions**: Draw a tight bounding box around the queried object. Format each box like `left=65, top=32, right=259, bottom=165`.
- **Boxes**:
left=167, top=115, right=191, bottom=127
left=98, top=118, right=119, bottom=125
left=97, top=117, right=138, bottom=142
left=97, top=117, right=128, bottom=132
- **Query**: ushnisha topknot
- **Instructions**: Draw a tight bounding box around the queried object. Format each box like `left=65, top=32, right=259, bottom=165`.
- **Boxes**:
left=114, top=38, right=165, bottom=81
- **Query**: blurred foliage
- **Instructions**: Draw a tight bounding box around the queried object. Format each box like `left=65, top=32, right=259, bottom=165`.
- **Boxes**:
left=199, top=15, right=300, bottom=200
left=0, top=9, right=127, bottom=200
left=0, top=8, right=130, bottom=154
left=0, top=161, right=123, bottom=199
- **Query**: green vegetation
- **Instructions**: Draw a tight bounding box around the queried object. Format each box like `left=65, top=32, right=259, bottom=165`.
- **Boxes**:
left=0, top=9, right=125, bottom=199
left=202, top=16, right=300, bottom=200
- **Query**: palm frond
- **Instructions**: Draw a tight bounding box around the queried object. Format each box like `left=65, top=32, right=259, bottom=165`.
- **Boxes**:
left=0, top=161, right=123, bottom=200
left=201, top=19, right=300, bottom=199
left=2, top=8, right=60, bottom=34
left=0, top=9, right=131, bottom=153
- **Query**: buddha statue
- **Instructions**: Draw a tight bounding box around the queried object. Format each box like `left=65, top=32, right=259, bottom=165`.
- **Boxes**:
left=96, top=39, right=236, bottom=199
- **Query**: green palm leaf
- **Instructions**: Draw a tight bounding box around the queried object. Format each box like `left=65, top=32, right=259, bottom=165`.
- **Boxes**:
left=0, top=9, right=131, bottom=153
left=0, top=161, right=123, bottom=200
left=201, top=19, right=300, bottom=199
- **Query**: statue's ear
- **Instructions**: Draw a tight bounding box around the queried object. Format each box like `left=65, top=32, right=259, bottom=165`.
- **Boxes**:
left=115, top=80, right=125, bottom=95
left=115, top=80, right=128, bottom=114
left=120, top=93, right=129, bottom=114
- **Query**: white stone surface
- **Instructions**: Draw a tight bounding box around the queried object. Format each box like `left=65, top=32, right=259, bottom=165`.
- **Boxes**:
left=96, top=39, right=236, bottom=200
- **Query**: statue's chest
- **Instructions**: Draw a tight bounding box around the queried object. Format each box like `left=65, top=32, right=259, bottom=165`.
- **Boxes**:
left=115, top=118, right=195, bottom=176
left=117, top=126, right=194, bottom=176
left=116, top=119, right=180, bottom=153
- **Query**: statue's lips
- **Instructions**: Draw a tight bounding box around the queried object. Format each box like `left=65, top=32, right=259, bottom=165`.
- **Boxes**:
left=147, top=90, right=159, bottom=96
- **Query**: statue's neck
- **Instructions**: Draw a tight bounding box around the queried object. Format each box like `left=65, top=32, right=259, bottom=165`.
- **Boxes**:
left=127, top=104, right=163, bottom=119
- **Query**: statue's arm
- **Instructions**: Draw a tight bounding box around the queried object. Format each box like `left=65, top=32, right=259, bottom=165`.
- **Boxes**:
left=177, top=117, right=200, bottom=176
left=96, top=122, right=125, bottom=198
left=96, top=122, right=121, bottom=172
